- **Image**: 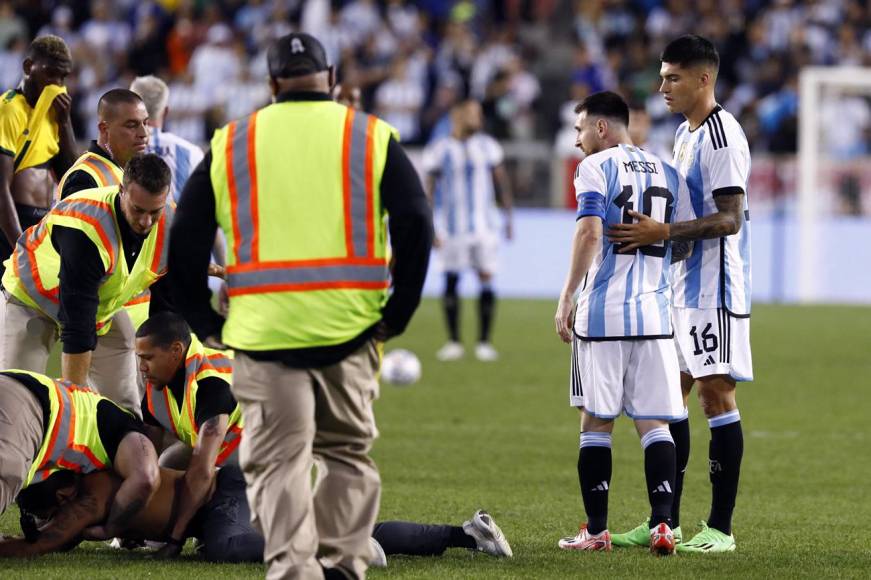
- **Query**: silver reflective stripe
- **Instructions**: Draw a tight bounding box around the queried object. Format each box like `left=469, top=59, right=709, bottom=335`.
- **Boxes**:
left=227, top=263, right=388, bottom=289
left=147, top=384, right=175, bottom=434
left=86, top=155, right=120, bottom=186
left=31, top=382, right=100, bottom=483
left=14, top=224, right=59, bottom=318
left=348, top=111, right=370, bottom=257
left=230, top=115, right=254, bottom=263
left=53, top=197, right=121, bottom=270
left=202, top=354, right=232, bottom=370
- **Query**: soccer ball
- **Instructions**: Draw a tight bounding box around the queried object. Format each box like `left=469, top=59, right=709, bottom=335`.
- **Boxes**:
left=380, top=349, right=422, bottom=386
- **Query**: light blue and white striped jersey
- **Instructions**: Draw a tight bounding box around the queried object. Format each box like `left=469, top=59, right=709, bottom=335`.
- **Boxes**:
left=573, top=144, right=694, bottom=339
left=146, top=128, right=205, bottom=204
left=671, top=106, right=751, bottom=316
left=421, top=133, right=503, bottom=237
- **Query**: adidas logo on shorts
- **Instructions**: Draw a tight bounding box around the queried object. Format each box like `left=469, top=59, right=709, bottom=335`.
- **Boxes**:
left=702, top=355, right=716, bottom=366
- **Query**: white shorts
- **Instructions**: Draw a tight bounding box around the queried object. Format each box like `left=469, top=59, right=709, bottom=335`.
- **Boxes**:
left=438, top=233, right=498, bottom=274
left=673, top=307, right=753, bottom=382
left=568, top=336, right=684, bottom=421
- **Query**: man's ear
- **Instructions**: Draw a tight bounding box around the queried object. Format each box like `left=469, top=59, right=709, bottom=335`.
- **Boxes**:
left=328, top=65, right=337, bottom=91
left=268, top=76, right=279, bottom=100
left=22, top=57, right=32, bottom=77
left=596, top=118, right=608, bottom=137
left=55, top=485, right=77, bottom=506
left=172, top=340, right=186, bottom=359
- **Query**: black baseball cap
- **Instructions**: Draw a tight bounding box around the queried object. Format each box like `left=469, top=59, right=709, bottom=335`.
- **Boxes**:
left=267, top=33, right=330, bottom=79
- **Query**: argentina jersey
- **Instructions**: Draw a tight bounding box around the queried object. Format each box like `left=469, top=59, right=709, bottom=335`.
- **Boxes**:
left=421, top=133, right=503, bottom=238
left=147, top=128, right=205, bottom=204
left=573, top=144, right=693, bottom=339
left=671, top=105, right=751, bottom=316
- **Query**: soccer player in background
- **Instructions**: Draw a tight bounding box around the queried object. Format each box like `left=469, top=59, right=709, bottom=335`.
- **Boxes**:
left=607, top=35, right=752, bottom=553
left=422, top=99, right=513, bottom=362
left=130, top=76, right=205, bottom=205
left=0, top=35, right=76, bottom=280
left=555, top=91, right=693, bottom=555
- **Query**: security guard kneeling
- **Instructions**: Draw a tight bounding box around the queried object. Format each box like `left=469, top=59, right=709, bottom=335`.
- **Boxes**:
left=0, top=370, right=159, bottom=538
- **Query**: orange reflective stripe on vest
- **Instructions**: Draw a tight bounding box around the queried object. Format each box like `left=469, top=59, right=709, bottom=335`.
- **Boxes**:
left=81, top=156, right=121, bottom=187
left=12, top=223, right=58, bottom=314
left=53, top=197, right=120, bottom=269
left=224, top=108, right=389, bottom=296
left=12, top=197, right=119, bottom=318
left=30, top=381, right=107, bottom=484
left=215, top=424, right=242, bottom=466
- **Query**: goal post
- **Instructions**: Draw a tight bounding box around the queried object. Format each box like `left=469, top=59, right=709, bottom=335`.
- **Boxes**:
left=797, top=66, right=871, bottom=302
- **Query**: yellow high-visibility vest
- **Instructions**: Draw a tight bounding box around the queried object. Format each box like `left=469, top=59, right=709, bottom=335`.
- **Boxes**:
left=210, top=100, right=397, bottom=350
left=0, top=187, right=172, bottom=335
left=56, top=150, right=124, bottom=193
left=144, top=335, right=242, bottom=466
left=55, top=151, right=151, bottom=328
left=1, top=370, right=115, bottom=487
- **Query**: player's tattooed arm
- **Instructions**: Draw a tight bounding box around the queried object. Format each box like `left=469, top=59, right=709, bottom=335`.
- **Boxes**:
left=667, top=193, right=744, bottom=242
left=608, top=193, right=744, bottom=252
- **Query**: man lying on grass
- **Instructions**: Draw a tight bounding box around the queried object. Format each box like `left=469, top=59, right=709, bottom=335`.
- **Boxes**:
left=0, top=464, right=512, bottom=567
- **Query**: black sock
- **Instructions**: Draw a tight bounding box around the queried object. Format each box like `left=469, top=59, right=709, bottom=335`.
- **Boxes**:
left=578, top=432, right=612, bottom=535
left=443, top=273, right=460, bottom=342
left=707, top=411, right=743, bottom=535
left=478, top=285, right=495, bottom=343
left=641, top=428, right=676, bottom=528
left=669, top=416, right=690, bottom=528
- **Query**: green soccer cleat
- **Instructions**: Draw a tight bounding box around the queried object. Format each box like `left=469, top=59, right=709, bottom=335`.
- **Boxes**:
left=611, top=519, right=682, bottom=547
left=676, top=522, right=736, bottom=553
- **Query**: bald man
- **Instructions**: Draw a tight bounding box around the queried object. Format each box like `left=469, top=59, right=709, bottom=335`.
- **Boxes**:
left=57, top=88, right=148, bottom=199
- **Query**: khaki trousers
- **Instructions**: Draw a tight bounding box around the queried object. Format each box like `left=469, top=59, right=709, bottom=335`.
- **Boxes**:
left=0, top=375, right=44, bottom=515
left=0, top=292, right=142, bottom=417
left=232, top=340, right=382, bottom=580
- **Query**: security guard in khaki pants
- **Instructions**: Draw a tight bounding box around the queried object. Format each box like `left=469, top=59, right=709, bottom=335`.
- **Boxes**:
left=0, top=154, right=173, bottom=416
left=168, top=33, right=432, bottom=579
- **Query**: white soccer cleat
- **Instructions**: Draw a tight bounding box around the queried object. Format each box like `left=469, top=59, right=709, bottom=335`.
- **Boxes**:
left=436, top=341, right=465, bottom=361
left=474, top=343, right=499, bottom=361
left=463, top=509, right=513, bottom=557
left=558, top=524, right=612, bottom=551
left=368, top=537, right=387, bottom=568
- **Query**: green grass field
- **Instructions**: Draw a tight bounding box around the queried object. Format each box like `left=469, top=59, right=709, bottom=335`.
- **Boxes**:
left=2, top=299, right=870, bottom=578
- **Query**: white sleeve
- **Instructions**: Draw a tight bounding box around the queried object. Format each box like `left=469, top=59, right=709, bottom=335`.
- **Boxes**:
left=189, top=144, right=205, bottom=172
left=486, top=136, right=504, bottom=166
left=703, top=142, right=749, bottom=197
left=420, top=140, right=444, bottom=174
left=573, top=158, right=607, bottom=219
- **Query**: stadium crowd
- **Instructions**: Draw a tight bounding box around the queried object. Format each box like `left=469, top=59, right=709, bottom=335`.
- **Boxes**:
left=0, top=0, right=868, bottom=156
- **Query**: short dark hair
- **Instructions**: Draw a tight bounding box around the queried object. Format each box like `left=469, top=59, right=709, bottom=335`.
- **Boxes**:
left=574, top=91, right=629, bottom=127
left=17, top=470, right=78, bottom=516
left=136, top=311, right=192, bottom=350
left=98, top=88, right=144, bottom=120
left=661, top=34, right=719, bottom=70
left=123, top=154, right=171, bottom=195
left=27, top=35, right=71, bottom=65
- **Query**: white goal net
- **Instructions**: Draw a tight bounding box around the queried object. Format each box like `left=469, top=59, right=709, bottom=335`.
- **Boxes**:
left=797, top=66, right=871, bottom=302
